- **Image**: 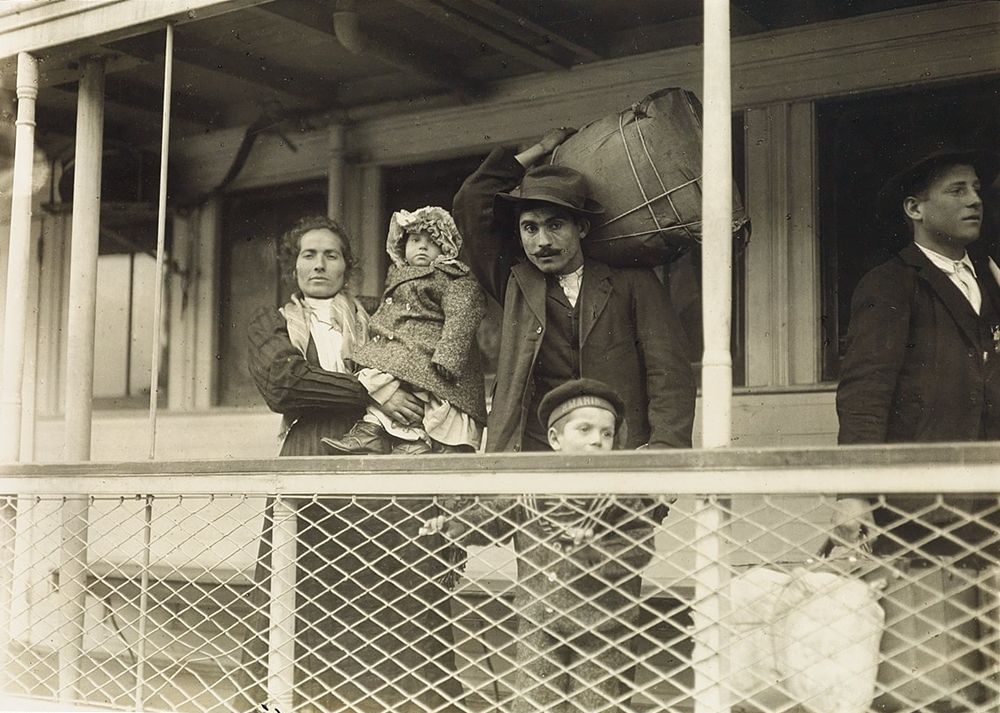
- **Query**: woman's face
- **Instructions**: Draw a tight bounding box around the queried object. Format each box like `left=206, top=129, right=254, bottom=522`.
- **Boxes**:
left=295, top=228, right=347, bottom=298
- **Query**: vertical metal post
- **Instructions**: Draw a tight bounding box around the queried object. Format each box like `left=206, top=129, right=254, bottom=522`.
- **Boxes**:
left=57, top=495, right=89, bottom=703
left=267, top=497, right=297, bottom=711
left=692, top=495, right=728, bottom=713
left=695, top=2, right=734, bottom=712
left=133, top=495, right=153, bottom=711
left=64, top=55, right=106, bottom=461
left=147, top=23, right=174, bottom=459
left=0, top=52, right=40, bottom=462
left=701, top=0, right=734, bottom=447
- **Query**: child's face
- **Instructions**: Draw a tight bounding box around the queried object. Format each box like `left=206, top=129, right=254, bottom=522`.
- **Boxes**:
left=405, top=230, right=444, bottom=266
left=547, top=406, right=616, bottom=452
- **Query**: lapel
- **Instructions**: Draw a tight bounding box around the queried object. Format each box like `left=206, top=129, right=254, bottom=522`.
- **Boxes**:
left=511, top=262, right=548, bottom=326
left=578, top=259, right=612, bottom=348
left=900, top=243, right=979, bottom=346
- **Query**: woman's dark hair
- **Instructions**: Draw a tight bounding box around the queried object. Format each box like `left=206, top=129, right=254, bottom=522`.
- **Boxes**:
left=278, top=215, right=358, bottom=285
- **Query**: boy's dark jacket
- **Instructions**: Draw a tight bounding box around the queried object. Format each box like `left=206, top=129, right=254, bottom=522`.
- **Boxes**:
left=837, top=242, right=1000, bottom=443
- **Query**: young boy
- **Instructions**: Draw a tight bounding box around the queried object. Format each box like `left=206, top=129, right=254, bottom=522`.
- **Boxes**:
left=423, top=378, right=666, bottom=712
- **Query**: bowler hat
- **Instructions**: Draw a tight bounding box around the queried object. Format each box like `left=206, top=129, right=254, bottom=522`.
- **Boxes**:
left=880, top=143, right=1000, bottom=213
left=494, top=164, right=604, bottom=232
left=537, top=378, right=625, bottom=432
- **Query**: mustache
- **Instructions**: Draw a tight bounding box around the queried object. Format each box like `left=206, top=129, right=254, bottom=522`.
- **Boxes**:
left=533, top=248, right=564, bottom=258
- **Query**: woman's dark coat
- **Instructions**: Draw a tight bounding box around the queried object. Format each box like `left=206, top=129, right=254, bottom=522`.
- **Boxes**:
left=238, top=305, right=462, bottom=713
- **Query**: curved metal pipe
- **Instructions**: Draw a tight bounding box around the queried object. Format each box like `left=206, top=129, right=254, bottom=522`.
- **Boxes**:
left=331, top=0, right=481, bottom=97
left=332, top=0, right=366, bottom=54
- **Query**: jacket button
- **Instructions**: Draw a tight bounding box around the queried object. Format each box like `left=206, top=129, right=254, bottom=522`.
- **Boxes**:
left=385, top=297, right=393, bottom=304
left=536, top=326, right=542, bottom=334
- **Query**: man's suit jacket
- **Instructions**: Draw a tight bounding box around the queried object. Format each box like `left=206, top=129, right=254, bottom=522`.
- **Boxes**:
left=837, top=242, right=1000, bottom=444
left=454, top=147, right=695, bottom=452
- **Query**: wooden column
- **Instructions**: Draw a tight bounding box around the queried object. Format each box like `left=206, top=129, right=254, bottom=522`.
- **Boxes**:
left=63, top=56, right=106, bottom=461
left=58, top=54, right=105, bottom=704
left=0, top=52, right=40, bottom=462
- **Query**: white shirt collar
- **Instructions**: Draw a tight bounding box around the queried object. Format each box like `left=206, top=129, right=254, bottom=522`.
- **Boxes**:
left=915, top=243, right=976, bottom=277
left=556, top=265, right=584, bottom=307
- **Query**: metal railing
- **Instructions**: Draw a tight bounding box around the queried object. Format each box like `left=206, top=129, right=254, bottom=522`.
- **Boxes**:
left=1, top=445, right=998, bottom=713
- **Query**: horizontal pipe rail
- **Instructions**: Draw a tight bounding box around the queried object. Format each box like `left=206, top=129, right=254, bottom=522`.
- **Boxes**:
left=0, top=445, right=999, bottom=495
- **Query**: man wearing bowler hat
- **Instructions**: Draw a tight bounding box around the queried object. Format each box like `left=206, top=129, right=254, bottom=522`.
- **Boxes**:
left=834, top=143, right=1000, bottom=558
left=453, top=128, right=695, bottom=452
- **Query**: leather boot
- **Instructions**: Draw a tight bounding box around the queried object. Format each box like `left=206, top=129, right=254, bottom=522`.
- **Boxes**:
left=321, top=421, right=391, bottom=455
left=391, top=438, right=432, bottom=455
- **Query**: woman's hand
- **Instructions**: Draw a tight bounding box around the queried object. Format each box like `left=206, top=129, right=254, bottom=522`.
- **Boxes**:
left=381, top=387, right=425, bottom=426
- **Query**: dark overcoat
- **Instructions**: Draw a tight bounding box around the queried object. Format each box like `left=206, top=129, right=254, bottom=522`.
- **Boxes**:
left=352, top=263, right=487, bottom=423
left=453, top=147, right=696, bottom=452
left=837, top=242, right=1000, bottom=444
left=240, top=305, right=463, bottom=713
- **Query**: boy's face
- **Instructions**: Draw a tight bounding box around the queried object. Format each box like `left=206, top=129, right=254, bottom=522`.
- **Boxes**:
left=405, top=230, right=443, bottom=266
left=548, top=406, right=616, bottom=452
left=905, top=163, right=983, bottom=249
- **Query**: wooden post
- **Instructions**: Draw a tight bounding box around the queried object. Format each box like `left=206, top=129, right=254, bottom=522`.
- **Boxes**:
left=63, top=55, right=106, bottom=461
left=0, top=50, right=39, bottom=691
left=58, top=55, right=105, bottom=703
left=0, top=52, right=40, bottom=462
left=327, top=123, right=347, bottom=221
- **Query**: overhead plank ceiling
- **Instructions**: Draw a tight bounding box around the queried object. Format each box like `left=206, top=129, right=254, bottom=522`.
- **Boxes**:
left=15, top=0, right=951, bottom=157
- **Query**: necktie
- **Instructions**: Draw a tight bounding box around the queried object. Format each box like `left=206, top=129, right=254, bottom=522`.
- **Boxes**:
left=953, top=261, right=982, bottom=315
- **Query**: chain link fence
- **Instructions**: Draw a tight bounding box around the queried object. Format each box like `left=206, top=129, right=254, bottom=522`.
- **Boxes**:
left=1, top=485, right=998, bottom=713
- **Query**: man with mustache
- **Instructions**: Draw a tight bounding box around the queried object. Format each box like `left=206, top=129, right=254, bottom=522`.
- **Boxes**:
left=834, top=145, right=1000, bottom=556
left=454, top=128, right=695, bottom=452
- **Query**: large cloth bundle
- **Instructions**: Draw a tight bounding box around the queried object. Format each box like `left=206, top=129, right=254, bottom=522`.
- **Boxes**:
left=713, top=567, right=884, bottom=713
left=550, top=87, right=749, bottom=267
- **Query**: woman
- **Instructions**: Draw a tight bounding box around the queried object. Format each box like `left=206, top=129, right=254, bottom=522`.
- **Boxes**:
left=238, top=216, right=464, bottom=713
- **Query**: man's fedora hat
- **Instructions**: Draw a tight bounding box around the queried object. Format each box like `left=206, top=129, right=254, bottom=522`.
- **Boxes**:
left=494, top=164, right=605, bottom=230
left=880, top=143, right=1000, bottom=209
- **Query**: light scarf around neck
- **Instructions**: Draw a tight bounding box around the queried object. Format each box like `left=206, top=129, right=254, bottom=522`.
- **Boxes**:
left=280, top=292, right=370, bottom=368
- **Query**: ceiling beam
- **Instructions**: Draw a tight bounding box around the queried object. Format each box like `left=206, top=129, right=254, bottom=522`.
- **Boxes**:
left=35, top=104, right=151, bottom=149
left=393, top=0, right=567, bottom=72
left=254, top=0, right=483, bottom=96
left=104, top=33, right=338, bottom=102
left=442, top=0, right=602, bottom=64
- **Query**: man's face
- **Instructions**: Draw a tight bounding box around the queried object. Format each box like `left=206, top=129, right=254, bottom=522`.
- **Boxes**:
left=906, top=164, right=984, bottom=251
left=518, top=205, right=587, bottom=274
left=548, top=406, right=616, bottom=452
